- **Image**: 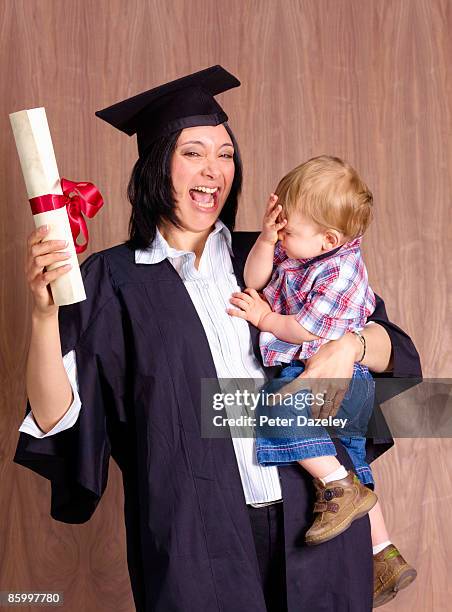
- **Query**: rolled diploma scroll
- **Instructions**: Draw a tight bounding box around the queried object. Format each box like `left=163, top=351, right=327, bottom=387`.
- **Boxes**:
left=9, top=107, right=86, bottom=305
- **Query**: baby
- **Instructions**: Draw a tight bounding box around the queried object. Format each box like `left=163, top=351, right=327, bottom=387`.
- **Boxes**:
left=227, top=155, right=416, bottom=607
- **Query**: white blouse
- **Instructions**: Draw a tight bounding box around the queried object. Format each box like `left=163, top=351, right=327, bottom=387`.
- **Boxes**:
left=19, top=220, right=283, bottom=505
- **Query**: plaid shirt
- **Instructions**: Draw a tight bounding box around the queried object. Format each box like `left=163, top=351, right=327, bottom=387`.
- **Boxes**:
left=260, top=236, right=376, bottom=365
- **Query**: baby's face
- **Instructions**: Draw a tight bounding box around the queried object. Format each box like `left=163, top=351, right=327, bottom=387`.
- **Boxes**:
left=277, top=211, right=327, bottom=259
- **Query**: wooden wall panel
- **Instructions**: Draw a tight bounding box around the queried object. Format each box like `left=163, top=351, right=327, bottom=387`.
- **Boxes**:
left=1, top=1, right=450, bottom=610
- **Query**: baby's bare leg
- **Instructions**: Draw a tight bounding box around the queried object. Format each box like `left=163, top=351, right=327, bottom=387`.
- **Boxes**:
left=298, top=456, right=342, bottom=479
left=369, top=501, right=390, bottom=545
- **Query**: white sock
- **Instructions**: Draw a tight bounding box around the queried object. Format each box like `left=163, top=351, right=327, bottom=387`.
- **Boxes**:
left=321, top=465, right=348, bottom=485
left=373, top=540, right=392, bottom=556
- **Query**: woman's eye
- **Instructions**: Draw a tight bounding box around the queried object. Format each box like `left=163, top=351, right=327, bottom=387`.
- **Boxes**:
left=184, top=151, right=200, bottom=157
left=221, top=153, right=234, bottom=159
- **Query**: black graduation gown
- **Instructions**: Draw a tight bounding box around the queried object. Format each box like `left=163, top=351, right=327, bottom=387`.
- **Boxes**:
left=14, top=232, right=422, bottom=612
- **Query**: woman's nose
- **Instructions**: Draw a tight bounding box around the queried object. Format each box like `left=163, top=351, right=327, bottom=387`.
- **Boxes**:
left=201, top=158, right=221, bottom=179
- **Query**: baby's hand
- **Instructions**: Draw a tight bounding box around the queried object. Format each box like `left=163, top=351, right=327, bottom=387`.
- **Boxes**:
left=260, top=194, right=287, bottom=245
left=227, top=288, right=272, bottom=328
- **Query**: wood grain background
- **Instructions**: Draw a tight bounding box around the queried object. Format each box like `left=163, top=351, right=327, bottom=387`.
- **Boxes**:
left=1, top=1, right=451, bottom=610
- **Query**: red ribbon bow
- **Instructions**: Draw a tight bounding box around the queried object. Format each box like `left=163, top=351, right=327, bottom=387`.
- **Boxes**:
left=29, top=178, right=104, bottom=253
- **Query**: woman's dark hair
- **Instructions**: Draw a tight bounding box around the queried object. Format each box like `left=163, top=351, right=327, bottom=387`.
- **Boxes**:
left=125, top=123, right=242, bottom=250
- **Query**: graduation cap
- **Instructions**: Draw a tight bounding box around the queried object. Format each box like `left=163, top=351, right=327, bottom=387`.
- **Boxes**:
left=95, top=65, right=240, bottom=156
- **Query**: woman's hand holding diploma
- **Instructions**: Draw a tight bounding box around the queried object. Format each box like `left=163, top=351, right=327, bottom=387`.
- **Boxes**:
left=26, top=225, right=73, bottom=318
left=24, top=225, right=74, bottom=433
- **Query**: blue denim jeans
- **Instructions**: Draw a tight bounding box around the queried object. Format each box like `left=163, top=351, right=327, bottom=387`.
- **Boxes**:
left=255, top=361, right=375, bottom=485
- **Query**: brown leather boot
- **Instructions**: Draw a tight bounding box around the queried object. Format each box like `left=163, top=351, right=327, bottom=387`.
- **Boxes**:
left=305, top=470, right=377, bottom=545
left=373, top=544, right=417, bottom=608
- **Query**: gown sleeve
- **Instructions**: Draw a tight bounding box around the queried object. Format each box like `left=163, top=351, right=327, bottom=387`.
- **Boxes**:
left=365, top=293, right=422, bottom=462
left=369, top=293, right=422, bottom=379
left=13, top=252, right=121, bottom=523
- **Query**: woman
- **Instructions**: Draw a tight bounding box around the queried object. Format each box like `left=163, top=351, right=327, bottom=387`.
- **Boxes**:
left=15, top=66, right=421, bottom=612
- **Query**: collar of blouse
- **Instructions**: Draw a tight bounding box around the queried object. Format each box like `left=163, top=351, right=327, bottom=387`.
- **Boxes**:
left=135, top=218, right=234, bottom=266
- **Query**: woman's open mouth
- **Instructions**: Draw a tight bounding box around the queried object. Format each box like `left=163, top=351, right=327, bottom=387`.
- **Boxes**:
left=189, top=185, right=220, bottom=211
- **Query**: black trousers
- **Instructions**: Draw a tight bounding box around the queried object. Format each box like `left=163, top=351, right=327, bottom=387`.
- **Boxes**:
left=248, top=503, right=288, bottom=612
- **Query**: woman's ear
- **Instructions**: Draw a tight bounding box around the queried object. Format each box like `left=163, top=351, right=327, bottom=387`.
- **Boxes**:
left=322, top=230, right=342, bottom=251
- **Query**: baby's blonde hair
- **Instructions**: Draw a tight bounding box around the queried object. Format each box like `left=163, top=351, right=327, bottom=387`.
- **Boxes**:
left=275, top=155, right=373, bottom=239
